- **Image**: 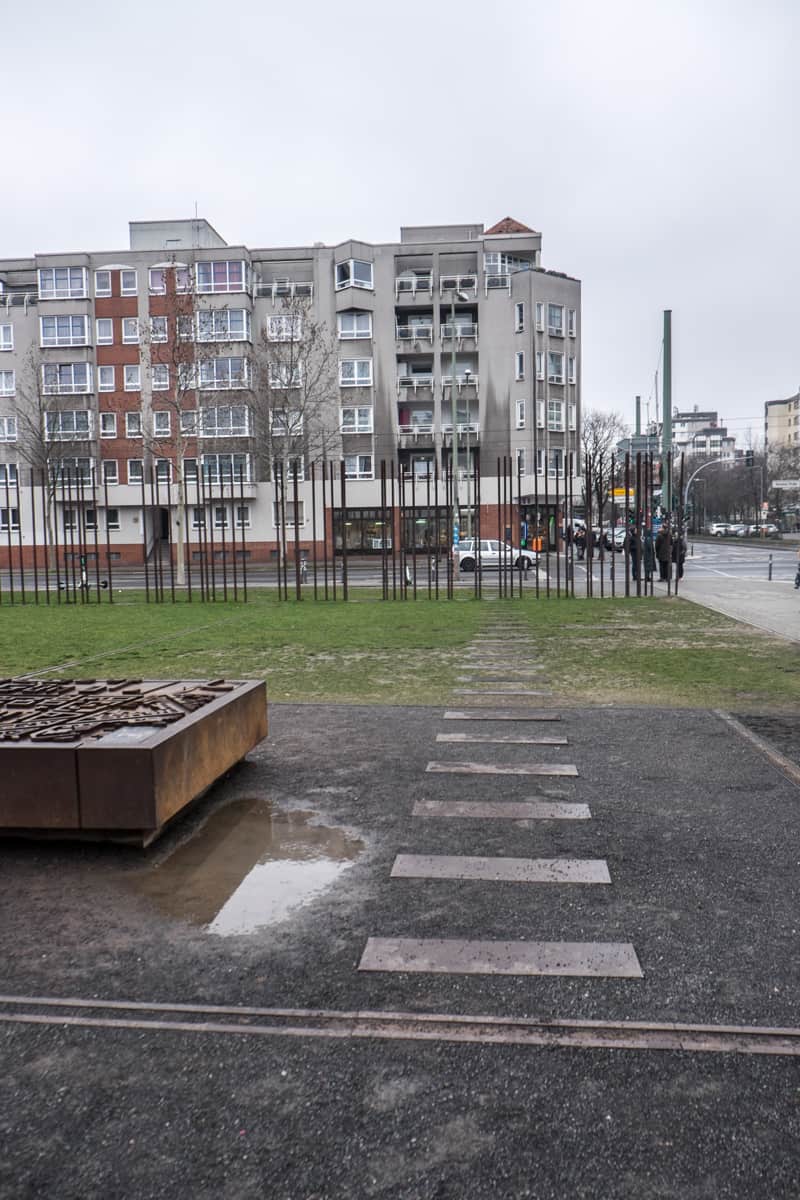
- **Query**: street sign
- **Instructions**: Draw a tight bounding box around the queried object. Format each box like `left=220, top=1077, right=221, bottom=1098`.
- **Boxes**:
left=452, top=520, right=460, bottom=546
left=772, top=480, right=800, bottom=489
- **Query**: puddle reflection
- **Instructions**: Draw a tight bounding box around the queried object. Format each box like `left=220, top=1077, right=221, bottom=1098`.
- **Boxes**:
left=134, top=799, right=363, bottom=935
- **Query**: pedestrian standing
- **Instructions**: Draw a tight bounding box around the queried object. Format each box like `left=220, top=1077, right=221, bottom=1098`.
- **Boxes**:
left=794, top=545, right=800, bottom=590
left=644, top=529, right=656, bottom=584
left=655, top=524, right=671, bottom=581
left=671, top=530, right=687, bottom=580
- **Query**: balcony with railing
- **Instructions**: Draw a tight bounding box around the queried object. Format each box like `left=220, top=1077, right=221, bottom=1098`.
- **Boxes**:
left=441, top=372, right=479, bottom=392
left=256, top=278, right=314, bottom=302
left=440, top=321, right=478, bottom=343
left=395, top=273, right=433, bottom=300
left=439, top=273, right=477, bottom=297
left=441, top=420, right=480, bottom=437
left=484, top=272, right=511, bottom=294
left=397, top=402, right=435, bottom=447
left=395, top=319, right=433, bottom=344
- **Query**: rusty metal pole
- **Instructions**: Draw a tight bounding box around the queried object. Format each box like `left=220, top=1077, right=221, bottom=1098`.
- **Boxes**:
left=340, top=460, right=348, bottom=601
left=103, top=470, right=114, bottom=603
left=311, top=461, right=318, bottom=601
left=293, top=461, right=302, bottom=601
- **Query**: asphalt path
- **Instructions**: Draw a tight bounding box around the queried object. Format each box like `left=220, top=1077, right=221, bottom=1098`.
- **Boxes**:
left=2, top=676, right=800, bottom=1197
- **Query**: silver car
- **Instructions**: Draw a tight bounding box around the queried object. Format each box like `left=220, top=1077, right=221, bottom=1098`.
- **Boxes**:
left=455, top=538, right=538, bottom=572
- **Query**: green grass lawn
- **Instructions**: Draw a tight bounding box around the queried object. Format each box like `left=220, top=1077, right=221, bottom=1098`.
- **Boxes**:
left=0, top=592, right=798, bottom=710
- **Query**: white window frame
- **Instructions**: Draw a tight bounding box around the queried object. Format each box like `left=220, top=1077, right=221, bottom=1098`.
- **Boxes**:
left=152, top=364, right=170, bottom=391
left=201, top=453, right=251, bottom=484
left=102, top=460, right=119, bottom=486
left=266, top=314, right=303, bottom=342
left=515, top=351, right=525, bottom=381
left=568, top=308, right=576, bottom=337
left=121, top=317, right=139, bottom=345
left=547, top=352, right=565, bottom=385
left=100, top=412, right=117, bottom=439
left=547, top=399, right=564, bottom=432
left=270, top=409, right=303, bottom=437
left=340, top=406, right=373, bottom=434
left=120, top=269, right=138, bottom=296
left=535, top=301, right=544, bottom=331
left=272, top=499, right=305, bottom=527
left=98, top=366, right=115, bottom=392
left=548, top=304, right=564, bottom=337
left=94, top=270, right=112, bottom=297
left=44, top=410, right=91, bottom=441
left=0, top=370, right=15, bottom=397
left=198, top=357, right=248, bottom=391
left=155, top=459, right=172, bottom=483
left=105, top=506, right=120, bottom=529
left=150, top=316, right=168, bottom=343
left=180, top=411, right=198, bottom=436
left=536, top=400, right=545, bottom=429
left=153, top=410, right=171, bottom=438
left=339, top=359, right=373, bottom=387
left=235, top=504, right=250, bottom=529
left=337, top=311, right=372, bottom=340
left=42, top=363, right=91, bottom=395
left=0, top=324, right=11, bottom=351
left=515, top=399, right=526, bottom=430
left=335, top=259, right=373, bottom=291
left=0, top=462, right=18, bottom=483
left=38, top=267, right=87, bottom=300
left=197, top=308, right=251, bottom=343
left=127, top=459, right=143, bottom=484
left=568, top=402, right=577, bottom=432
left=515, top=447, right=526, bottom=474
left=199, top=405, right=250, bottom=438
left=96, top=318, right=113, bottom=345
left=343, top=453, right=373, bottom=480
left=535, top=351, right=544, bottom=380
left=40, top=315, right=89, bottom=348
left=124, top=365, right=141, bottom=392
left=0, top=416, right=17, bottom=442
left=568, top=355, right=576, bottom=385
left=1, top=507, right=20, bottom=533
left=195, top=260, right=247, bottom=294
left=125, top=412, right=142, bottom=438
left=148, top=267, right=167, bottom=295
left=267, top=362, right=302, bottom=390
left=514, top=302, right=525, bottom=333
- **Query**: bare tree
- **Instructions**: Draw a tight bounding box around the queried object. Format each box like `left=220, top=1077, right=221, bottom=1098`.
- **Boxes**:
left=580, top=408, right=628, bottom=522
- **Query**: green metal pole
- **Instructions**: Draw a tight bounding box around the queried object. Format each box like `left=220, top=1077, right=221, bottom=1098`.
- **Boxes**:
left=662, top=309, right=672, bottom=515
left=451, top=291, right=458, bottom=542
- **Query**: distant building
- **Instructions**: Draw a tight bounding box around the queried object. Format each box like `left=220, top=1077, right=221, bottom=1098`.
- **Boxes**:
left=616, top=406, right=735, bottom=463
left=765, top=392, right=800, bottom=454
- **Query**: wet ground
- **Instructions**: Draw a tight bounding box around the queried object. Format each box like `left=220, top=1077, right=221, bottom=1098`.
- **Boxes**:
left=2, top=695, right=800, bottom=1198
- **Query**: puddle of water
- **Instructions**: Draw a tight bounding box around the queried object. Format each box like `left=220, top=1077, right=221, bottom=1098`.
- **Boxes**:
left=132, top=799, right=363, bottom=935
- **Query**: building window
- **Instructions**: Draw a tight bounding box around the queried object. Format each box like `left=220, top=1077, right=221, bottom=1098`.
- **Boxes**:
left=0, top=324, right=12, bottom=351
left=568, top=356, right=576, bottom=385
left=96, top=318, right=113, bottom=345
left=213, top=505, right=229, bottom=529
left=198, top=309, right=251, bottom=342
left=152, top=364, right=169, bottom=391
left=196, top=260, right=246, bottom=294
left=125, top=412, right=142, bottom=438
left=0, top=463, right=18, bottom=483
left=0, top=416, right=17, bottom=442
left=515, top=399, right=526, bottom=430
left=514, top=302, right=525, bottom=333
left=568, top=308, right=576, bottom=337
left=198, top=357, right=248, bottom=390
left=95, top=270, right=111, bottom=297
left=122, top=318, right=139, bottom=344
left=271, top=409, right=303, bottom=436
left=1, top=508, right=20, bottom=533
left=153, top=411, right=171, bottom=438
left=42, top=363, right=91, bottom=394
left=548, top=304, right=564, bottom=336
left=192, top=506, right=206, bottom=527
left=38, top=267, right=87, bottom=300
left=266, top=314, right=302, bottom=342
left=128, top=459, right=143, bottom=484
left=100, top=412, right=117, bottom=438
left=150, top=316, right=168, bottom=343
left=102, top=460, right=118, bottom=486
left=344, top=454, right=373, bottom=480
left=548, top=448, right=564, bottom=476
left=156, top=459, right=171, bottom=482
left=200, top=405, right=249, bottom=437
left=547, top=352, right=564, bottom=384
left=180, top=411, right=198, bottom=436
left=106, top=507, right=120, bottom=530
left=340, top=406, right=373, bottom=434
left=124, top=365, right=141, bottom=391
left=535, top=301, right=544, bottom=331
left=184, top=458, right=198, bottom=482
left=268, top=362, right=301, bottom=390
left=236, top=504, right=250, bottom=528
left=148, top=267, right=167, bottom=294
left=41, top=315, right=88, bottom=347
left=515, top=447, right=526, bottom=474
left=202, top=453, right=251, bottom=483
left=515, top=351, right=525, bottom=381
left=272, top=500, right=305, bottom=527
left=0, top=370, right=16, bottom=396
left=547, top=399, right=564, bottom=432
left=98, top=366, right=115, bottom=392
left=45, top=410, right=91, bottom=441
left=335, top=259, right=373, bottom=291
left=568, top=402, right=577, bottom=431
left=338, top=311, right=372, bottom=340
left=120, top=270, right=137, bottom=296
left=340, top=359, right=372, bottom=387
left=536, top=400, right=545, bottom=429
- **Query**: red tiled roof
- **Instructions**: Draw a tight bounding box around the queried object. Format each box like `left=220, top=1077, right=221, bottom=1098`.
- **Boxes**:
left=484, top=216, right=535, bottom=235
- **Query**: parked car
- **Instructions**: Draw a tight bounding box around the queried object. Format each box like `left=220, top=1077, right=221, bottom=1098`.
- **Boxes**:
left=455, top=538, right=538, bottom=573
left=603, top=527, right=627, bottom=552
left=707, top=522, right=732, bottom=536
left=729, top=524, right=747, bottom=537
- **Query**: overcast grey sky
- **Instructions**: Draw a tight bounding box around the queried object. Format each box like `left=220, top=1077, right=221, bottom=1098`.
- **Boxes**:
left=4, top=0, right=797, bottom=442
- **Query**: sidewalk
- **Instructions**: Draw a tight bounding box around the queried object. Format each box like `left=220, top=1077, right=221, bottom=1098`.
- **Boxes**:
left=676, top=575, right=800, bottom=643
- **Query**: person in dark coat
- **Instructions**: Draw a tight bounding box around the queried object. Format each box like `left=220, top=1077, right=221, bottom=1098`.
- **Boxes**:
left=655, top=524, right=671, bottom=581
left=671, top=530, right=687, bottom=580
left=629, top=528, right=640, bottom=581
left=574, top=525, right=586, bottom=560
left=643, top=529, right=656, bottom=583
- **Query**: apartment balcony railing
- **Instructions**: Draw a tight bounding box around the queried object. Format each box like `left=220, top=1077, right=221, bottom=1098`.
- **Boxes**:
left=395, top=274, right=433, bottom=299
left=396, top=324, right=433, bottom=342
left=442, top=421, right=480, bottom=435
left=439, top=274, right=477, bottom=297
left=441, top=374, right=479, bottom=390
left=440, top=322, right=478, bottom=341
left=484, top=273, right=511, bottom=293
left=256, top=279, right=314, bottom=301
left=1, top=292, right=38, bottom=312
left=398, top=423, right=435, bottom=437
left=397, top=374, right=434, bottom=392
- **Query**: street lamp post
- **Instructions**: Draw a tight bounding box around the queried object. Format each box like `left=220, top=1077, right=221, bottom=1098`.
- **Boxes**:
left=464, top=366, right=472, bottom=536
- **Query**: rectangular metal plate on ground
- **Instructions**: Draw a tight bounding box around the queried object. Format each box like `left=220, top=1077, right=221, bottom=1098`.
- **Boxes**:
left=0, top=678, right=268, bottom=844
left=426, top=761, right=578, bottom=776
left=453, top=689, right=553, bottom=697
left=436, top=733, right=568, bottom=745
left=443, top=711, right=561, bottom=722
left=391, top=854, right=610, bottom=883
left=412, top=800, right=591, bottom=820
left=358, top=938, right=643, bottom=978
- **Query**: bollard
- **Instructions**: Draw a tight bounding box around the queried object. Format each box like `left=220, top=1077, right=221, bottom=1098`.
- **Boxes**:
left=690, top=543, right=694, bottom=557
left=768, top=554, right=773, bottom=581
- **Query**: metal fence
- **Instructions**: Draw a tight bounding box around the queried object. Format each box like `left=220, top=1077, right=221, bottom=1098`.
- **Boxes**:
left=0, top=451, right=685, bottom=604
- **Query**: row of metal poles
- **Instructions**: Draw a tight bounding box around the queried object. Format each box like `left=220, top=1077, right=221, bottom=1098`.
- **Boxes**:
left=0, top=450, right=685, bottom=604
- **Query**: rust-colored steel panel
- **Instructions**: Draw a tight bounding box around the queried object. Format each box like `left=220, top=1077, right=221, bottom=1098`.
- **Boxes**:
left=0, top=745, right=79, bottom=828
